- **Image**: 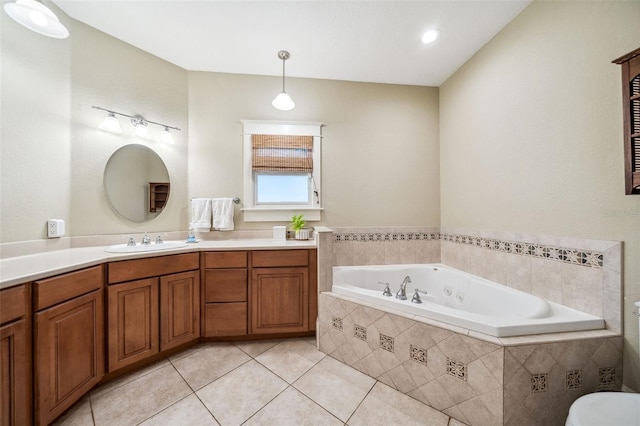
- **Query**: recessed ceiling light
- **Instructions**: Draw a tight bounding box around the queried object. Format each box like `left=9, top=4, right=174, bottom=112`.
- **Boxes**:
left=421, top=29, right=440, bottom=45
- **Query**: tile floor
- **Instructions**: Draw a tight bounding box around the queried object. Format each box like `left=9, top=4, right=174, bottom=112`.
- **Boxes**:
left=54, top=337, right=467, bottom=426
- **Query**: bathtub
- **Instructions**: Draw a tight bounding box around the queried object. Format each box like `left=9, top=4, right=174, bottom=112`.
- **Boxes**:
left=332, top=264, right=605, bottom=337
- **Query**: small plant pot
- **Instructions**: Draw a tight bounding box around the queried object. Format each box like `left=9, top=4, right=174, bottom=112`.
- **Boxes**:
left=294, top=229, right=310, bottom=240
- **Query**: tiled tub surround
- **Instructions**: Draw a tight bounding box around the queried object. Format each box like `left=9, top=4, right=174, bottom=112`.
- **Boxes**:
left=317, top=227, right=623, bottom=425
left=318, top=293, right=623, bottom=426
left=325, top=227, right=621, bottom=334
left=438, top=229, right=621, bottom=334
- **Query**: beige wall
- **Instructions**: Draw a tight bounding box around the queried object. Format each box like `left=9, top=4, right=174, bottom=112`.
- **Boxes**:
left=440, top=0, right=640, bottom=389
left=69, top=19, right=188, bottom=237
left=0, top=0, right=189, bottom=243
left=1, top=0, right=71, bottom=243
left=187, top=72, right=440, bottom=228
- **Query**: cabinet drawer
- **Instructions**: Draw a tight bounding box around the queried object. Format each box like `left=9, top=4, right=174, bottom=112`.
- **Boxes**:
left=0, top=284, right=28, bottom=324
left=204, top=269, right=247, bottom=302
left=108, top=253, right=199, bottom=284
left=251, top=250, right=309, bottom=268
left=204, top=303, right=247, bottom=337
left=204, top=251, right=247, bottom=269
left=34, top=265, right=103, bottom=311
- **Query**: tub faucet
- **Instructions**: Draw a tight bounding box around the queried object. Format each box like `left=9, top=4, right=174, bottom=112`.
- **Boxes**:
left=396, top=276, right=412, bottom=300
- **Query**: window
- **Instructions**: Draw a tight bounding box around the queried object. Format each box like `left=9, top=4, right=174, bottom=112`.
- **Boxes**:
left=241, top=121, right=323, bottom=221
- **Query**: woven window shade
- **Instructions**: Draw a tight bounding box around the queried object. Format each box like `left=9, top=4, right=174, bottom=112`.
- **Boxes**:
left=252, top=134, right=313, bottom=172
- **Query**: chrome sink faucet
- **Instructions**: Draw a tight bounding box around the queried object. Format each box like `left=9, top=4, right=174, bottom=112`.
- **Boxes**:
left=396, top=275, right=412, bottom=300
left=141, top=234, right=151, bottom=245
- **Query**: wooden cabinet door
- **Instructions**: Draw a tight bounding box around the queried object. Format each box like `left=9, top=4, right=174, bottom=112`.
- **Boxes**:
left=160, top=271, right=200, bottom=351
left=107, top=278, right=159, bottom=372
left=250, top=267, right=309, bottom=334
left=34, top=289, right=104, bottom=426
left=1, top=319, right=30, bottom=426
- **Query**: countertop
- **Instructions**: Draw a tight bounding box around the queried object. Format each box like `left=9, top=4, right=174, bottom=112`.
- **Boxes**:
left=0, top=238, right=317, bottom=289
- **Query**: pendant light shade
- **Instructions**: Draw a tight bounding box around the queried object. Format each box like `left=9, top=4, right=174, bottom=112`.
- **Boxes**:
left=99, top=113, right=123, bottom=134
left=272, top=50, right=295, bottom=111
left=272, top=92, right=295, bottom=111
left=3, top=0, right=69, bottom=39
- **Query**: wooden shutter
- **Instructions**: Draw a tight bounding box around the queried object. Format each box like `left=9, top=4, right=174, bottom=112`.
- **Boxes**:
left=251, top=135, right=313, bottom=173
left=613, top=47, right=640, bottom=194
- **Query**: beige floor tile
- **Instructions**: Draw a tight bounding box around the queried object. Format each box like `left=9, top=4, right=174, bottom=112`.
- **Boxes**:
left=168, top=341, right=220, bottom=363
left=348, top=382, right=450, bottom=426
left=91, top=364, right=192, bottom=426
left=90, top=358, right=171, bottom=399
left=52, top=397, right=93, bottom=426
left=139, top=394, right=219, bottom=426
left=294, top=356, right=376, bottom=422
left=245, top=387, right=343, bottom=426
left=172, top=343, right=251, bottom=390
left=448, top=418, right=469, bottom=426
left=196, top=360, right=288, bottom=426
left=234, top=338, right=283, bottom=357
left=256, top=338, right=326, bottom=383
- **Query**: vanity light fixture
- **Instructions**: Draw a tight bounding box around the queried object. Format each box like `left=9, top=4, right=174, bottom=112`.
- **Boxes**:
left=93, top=106, right=180, bottom=143
left=272, top=50, right=295, bottom=111
left=3, top=0, right=69, bottom=39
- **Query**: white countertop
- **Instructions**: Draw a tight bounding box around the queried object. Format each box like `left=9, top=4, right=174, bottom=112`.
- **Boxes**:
left=0, top=239, right=317, bottom=289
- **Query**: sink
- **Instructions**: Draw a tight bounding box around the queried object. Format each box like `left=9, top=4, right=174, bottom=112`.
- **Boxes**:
left=105, top=240, right=188, bottom=253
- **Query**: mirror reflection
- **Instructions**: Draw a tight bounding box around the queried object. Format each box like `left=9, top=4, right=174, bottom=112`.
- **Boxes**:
left=104, top=144, right=170, bottom=222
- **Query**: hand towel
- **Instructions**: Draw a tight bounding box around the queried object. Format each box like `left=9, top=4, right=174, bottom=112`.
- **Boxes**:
left=190, top=198, right=212, bottom=231
left=212, top=198, right=235, bottom=231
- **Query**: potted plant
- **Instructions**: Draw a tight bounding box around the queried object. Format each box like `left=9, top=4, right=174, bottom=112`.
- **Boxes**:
left=290, top=214, right=310, bottom=240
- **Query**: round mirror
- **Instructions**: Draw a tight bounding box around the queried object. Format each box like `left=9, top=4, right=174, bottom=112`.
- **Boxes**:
left=104, top=144, right=170, bottom=222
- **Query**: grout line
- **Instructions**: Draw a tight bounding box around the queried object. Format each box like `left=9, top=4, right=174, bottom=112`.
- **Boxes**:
left=343, top=380, right=377, bottom=425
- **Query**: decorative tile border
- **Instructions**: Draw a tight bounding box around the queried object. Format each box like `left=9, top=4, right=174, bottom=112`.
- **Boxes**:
left=332, top=231, right=604, bottom=268
left=354, top=324, right=367, bottom=341
left=446, top=358, right=467, bottom=381
left=531, top=373, right=548, bottom=393
left=565, top=369, right=583, bottom=390
left=333, top=232, right=440, bottom=242
left=332, top=316, right=343, bottom=331
left=599, top=367, right=616, bottom=387
left=379, top=334, right=394, bottom=352
left=410, top=345, right=428, bottom=365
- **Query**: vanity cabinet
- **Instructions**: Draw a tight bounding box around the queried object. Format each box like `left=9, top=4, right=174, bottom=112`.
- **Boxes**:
left=202, top=251, right=248, bottom=337
left=250, top=249, right=317, bottom=335
left=0, top=284, right=31, bottom=426
left=107, top=253, right=199, bottom=372
left=33, top=266, right=104, bottom=426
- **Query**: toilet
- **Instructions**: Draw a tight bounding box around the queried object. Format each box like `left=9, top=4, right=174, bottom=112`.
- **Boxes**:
left=565, top=301, right=640, bottom=426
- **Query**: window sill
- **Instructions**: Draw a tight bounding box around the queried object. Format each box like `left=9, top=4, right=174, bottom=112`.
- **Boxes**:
left=241, top=207, right=323, bottom=222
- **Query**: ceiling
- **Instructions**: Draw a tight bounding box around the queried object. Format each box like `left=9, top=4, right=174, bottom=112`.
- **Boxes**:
left=52, top=0, right=532, bottom=87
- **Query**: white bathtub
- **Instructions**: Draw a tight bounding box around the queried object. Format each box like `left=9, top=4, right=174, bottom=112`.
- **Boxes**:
left=332, top=264, right=605, bottom=337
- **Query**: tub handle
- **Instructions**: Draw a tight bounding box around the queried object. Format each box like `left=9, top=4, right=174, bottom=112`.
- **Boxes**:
left=378, top=282, right=392, bottom=297
left=411, top=289, right=428, bottom=304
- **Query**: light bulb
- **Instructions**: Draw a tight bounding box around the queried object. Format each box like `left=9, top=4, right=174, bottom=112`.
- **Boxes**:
left=421, top=29, right=440, bottom=44
left=272, top=92, right=295, bottom=111
left=29, top=9, right=47, bottom=27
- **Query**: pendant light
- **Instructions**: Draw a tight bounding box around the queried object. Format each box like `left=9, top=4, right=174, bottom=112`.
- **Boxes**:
left=3, top=0, right=69, bottom=39
left=272, top=50, right=295, bottom=111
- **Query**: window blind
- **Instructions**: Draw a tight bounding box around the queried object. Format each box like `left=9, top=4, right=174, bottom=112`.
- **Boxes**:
left=252, top=134, right=313, bottom=173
